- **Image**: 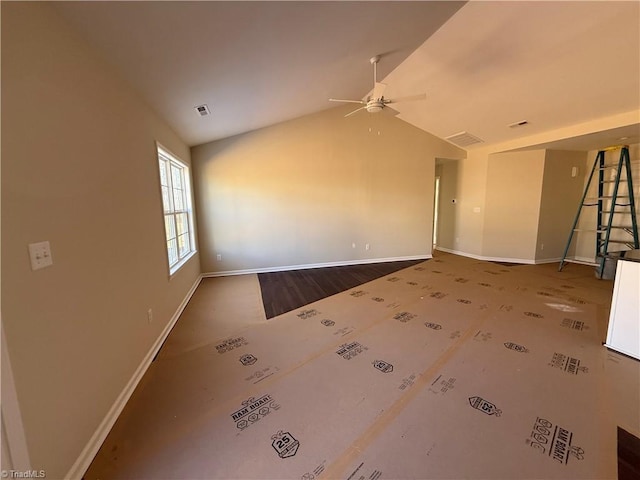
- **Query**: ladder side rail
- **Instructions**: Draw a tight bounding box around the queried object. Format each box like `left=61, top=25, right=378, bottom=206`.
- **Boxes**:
left=597, top=151, right=606, bottom=258
left=559, top=150, right=603, bottom=271
left=622, top=147, right=640, bottom=248
left=600, top=148, right=625, bottom=267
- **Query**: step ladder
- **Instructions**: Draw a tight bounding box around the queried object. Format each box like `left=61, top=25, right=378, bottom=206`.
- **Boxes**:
left=559, top=145, right=639, bottom=278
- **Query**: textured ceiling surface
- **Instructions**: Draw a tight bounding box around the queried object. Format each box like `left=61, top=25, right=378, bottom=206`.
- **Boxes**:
left=53, top=1, right=639, bottom=150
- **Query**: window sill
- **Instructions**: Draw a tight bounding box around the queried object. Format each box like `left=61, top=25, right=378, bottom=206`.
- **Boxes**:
left=169, top=250, right=197, bottom=277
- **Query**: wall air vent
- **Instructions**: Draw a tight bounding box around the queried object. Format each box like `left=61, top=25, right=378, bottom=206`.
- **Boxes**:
left=445, top=131, right=484, bottom=147
left=194, top=104, right=211, bottom=117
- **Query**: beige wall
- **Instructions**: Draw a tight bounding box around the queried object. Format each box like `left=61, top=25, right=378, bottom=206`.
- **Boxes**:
left=536, top=150, right=588, bottom=262
left=482, top=150, right=546, bottom=260
left=1, top=3, right=200, bottom=478
left=438, top=112, right=639, bottom=263
left=192, top=106, right=466, bottom=273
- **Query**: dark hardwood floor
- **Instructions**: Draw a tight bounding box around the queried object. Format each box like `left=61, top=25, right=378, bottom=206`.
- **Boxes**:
left=618, top=427, right=640, bottom=480
left=258, top=259, right=426, bottom=318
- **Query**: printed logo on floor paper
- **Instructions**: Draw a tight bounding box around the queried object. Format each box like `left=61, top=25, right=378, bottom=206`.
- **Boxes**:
left=504, top=342, right=529, bottom=353
left=239, top=354, right=258, bottom=366
left=430, top=291, right=448, bottom=300
left=393, top=311, right=416, bottom=323
left=424, top=322, right=442, bottom=330
left=526, top=417, right=584, bottom=464
left=387, top=276, right=401, bottom=282
left=429, top=375, right=456, bottom=396
left=373, top=360, right=394, bottom=373
left=320, top=319, right=335, bottom=327
left=350, top=290, right=368, bottom=298
left=301, top=462, right=325, bottom=480
left=560, top=318, right=588, bottom=331
left=473, top=330, right=492, bottom=342
left=245, top=366, right=278, bottom=384
left=399, top=374, right=416, bottom=391
left=215, top=336, right=248, bottom=354
left=457, top=299, right=472, bottom=304
left=297, top=309, right=319, bottom=319
left=371, top=297, right=384, bottom=303
left=548, top=352, right=588, bottom=375
left=469, top=396, right=502, bottom=416
left=271, top=430, right=299, bottom=458
left=336, top=342, right=367, bottom=360
left=231, top=394, right=280, bottom=430
left=524, top=311, right=544, bottom=318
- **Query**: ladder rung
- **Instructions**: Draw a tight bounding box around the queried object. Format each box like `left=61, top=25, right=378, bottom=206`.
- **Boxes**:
left=573, top=229, right=607, bottom=233
left=562, top=258, right=599, bottom=267
left=585, top=196, right=630, bottom=200
left=602, top=240, right=635, bottom=245
left=601, top=211, right=631, bottom=214
left=610, top=226, right=635, bottom=229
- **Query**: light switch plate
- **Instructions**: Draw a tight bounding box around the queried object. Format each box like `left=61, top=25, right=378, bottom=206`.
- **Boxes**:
left=29, top=241, right=53, bottom=270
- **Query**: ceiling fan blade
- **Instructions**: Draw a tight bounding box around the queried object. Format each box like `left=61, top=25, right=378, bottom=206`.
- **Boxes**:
left=329, top=98, right=365, bottom=104
left=372, top=82, right=387, bottom=100
left=383, top=105, right=400, bottom=116
left=344, top=106, right=367, bottom=118
left=385, top=93, right=426, bottom=104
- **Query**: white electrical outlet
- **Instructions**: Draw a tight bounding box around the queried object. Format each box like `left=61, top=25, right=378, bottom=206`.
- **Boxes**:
left=216, top=254, right=222, bottom=261
left=365, top=243, right=370, bottom=251
left=147, top=308, right=153, bottom=323
left=28, top=241, right=53, bottom=271
left=352, top=243, right=356, bottom=249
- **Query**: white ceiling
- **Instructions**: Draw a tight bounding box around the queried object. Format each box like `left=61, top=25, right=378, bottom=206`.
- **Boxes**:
left=385, top=1, right=640, bottom=151
left=52, top=1, right=639, bottom=150
left=52, top=1, right=464, bottom=146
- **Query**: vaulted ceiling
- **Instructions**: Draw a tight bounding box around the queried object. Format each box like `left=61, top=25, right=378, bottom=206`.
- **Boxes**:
left=53, top=1, right=639, bottom=150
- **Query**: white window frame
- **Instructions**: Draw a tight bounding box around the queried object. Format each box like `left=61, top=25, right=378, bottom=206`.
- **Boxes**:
left=157, top=144, right=197, bottom=276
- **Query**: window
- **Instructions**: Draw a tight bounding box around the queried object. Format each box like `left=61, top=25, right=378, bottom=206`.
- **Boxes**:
left=157, top=145, right=196, bottom=275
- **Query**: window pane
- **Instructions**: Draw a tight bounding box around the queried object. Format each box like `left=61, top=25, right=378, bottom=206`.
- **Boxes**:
left=178, top=233, right=190, bottom=258
left=173, top=187, right=184, bottom=211
left=161, top=186, right=172, bottom=212
left=176, top=213, right=188, bottom=236
left=164, top=214, right=176, bottom=241
left=171, top=165, right=182, bottom=190
left=159, top=159, right=168, bottom=186
left=167, top=239, right=178, bottom=266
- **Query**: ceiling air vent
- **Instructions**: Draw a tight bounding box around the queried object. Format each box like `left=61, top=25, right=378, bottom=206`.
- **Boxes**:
left=445, top=131, right=484, bottom=147
left=508, top=120, right=529, bottom=128
left=194, top=104, right=211, bottom=117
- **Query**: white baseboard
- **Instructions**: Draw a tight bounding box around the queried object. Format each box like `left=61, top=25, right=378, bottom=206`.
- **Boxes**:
left=66, top=274, right=203, bottom=480
left=534, top=257, right=562, bottom=264
left=434, top=246, right=536, bottom=265
left=203, top=255, right=432, bottom=277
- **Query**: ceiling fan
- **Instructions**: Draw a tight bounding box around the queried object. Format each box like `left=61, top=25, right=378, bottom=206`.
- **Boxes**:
left=329, top=55, right=426, bottom=118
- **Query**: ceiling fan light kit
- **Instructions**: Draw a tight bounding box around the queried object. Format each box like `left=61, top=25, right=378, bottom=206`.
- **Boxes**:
left=329, top=54, right=426, bottom=118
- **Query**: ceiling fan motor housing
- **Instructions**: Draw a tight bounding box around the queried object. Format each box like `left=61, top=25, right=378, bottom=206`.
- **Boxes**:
left=366, top=99, right=385, bottom=113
